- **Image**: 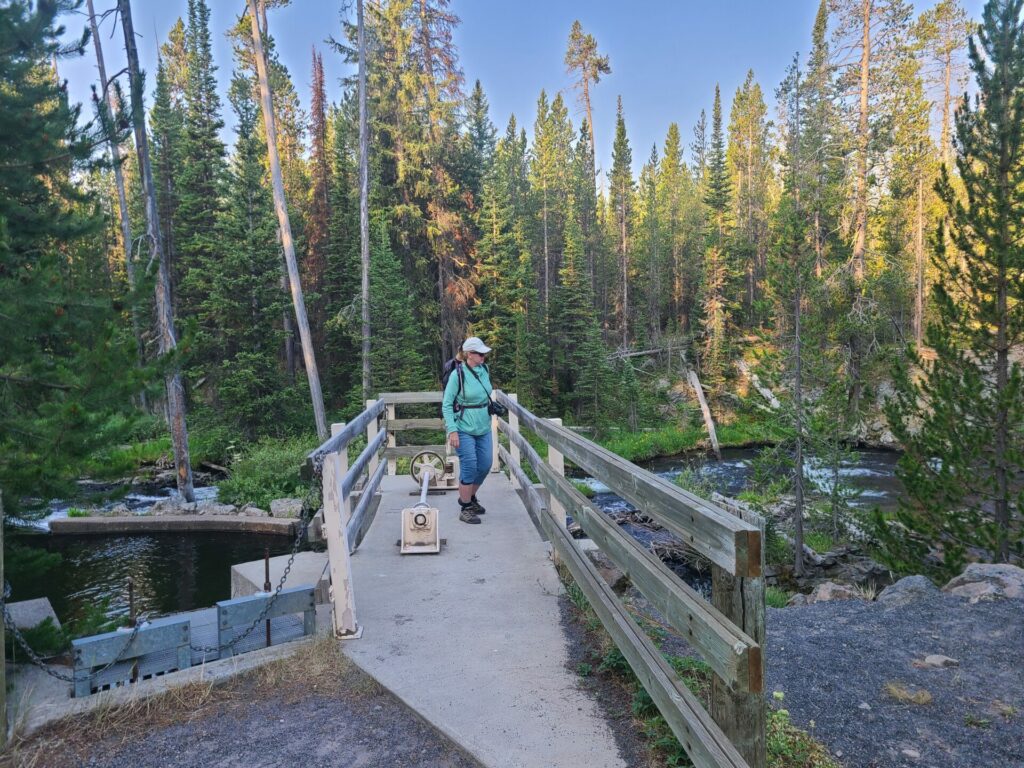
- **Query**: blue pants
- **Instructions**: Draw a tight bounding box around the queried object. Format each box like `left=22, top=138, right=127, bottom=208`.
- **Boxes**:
left=456, top=430, right=493, bottom=486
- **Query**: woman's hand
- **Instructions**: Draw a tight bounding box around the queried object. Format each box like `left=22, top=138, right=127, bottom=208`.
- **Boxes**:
left=448, top=431, right=459, bottom=449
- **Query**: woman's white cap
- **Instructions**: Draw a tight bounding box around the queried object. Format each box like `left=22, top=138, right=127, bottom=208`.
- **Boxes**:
left=462, top=336, right=492, bottom=354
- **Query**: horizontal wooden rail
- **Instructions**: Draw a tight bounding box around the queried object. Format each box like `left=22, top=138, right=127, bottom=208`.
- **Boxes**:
left=495, top=391, right=760, bottom=578
left=497, top=444, right=751, bottom=768
left=305, top=399, right=385, bottom=473
left=498, top=421, right=761, bottom=693
left=347, top=459, right=387, bottom=552
left=341, top=428, right=387, bottom=500
left=384, top=444, right=448, bottom=459
left=390, top=418, right=445, bottom=431
left=379, top=391, right=443, bottom=404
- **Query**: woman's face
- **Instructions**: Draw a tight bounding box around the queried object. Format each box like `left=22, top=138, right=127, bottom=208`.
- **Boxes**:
left=467, top=350, right=487, bottom=367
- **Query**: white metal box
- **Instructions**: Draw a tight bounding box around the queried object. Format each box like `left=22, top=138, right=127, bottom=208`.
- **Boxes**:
left=400, top=505, right=440, bottom=554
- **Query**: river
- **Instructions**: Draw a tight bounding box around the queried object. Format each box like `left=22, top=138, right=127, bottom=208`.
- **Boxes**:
left=17, top=446, right=903, bottom=627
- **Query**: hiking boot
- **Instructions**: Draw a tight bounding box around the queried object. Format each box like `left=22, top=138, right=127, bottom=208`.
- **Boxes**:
left=459, top=506, right=481, bottom=524
left=468, top=497, right=486, bottom=514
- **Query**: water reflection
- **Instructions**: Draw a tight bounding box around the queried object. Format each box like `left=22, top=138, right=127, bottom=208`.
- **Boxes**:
left=16, top=532, right=293, bottom=625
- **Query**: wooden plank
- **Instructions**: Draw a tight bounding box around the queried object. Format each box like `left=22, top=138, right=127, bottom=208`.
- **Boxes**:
left=322, top=447, right=358, bottom=636
left=365, top=399, right=380, bottom=476
left=379, top=391, right=443, bottom=404
left=306, top=399, right=384, bottom=467
left=508, top=394, right=521, bottom=490
left=506, top=449, right=750, bottom=768
left=390, top=418, right=445, bottom=431
left=72, top=618, right=190, bottom=668
left=341, top=428, right=387, bottom=500
left=500, top=423, right=761, bottom=693
left=712, top=503, right=767, bottom=767
left=217, top=586, right=316, bottom=630
left=495, top=391, right=760, bottom=578
left=384, top=444, right=448, bottom=459
left=347, top=459, right=386, bottom=552
left=687, top=369, right=722, bottom=459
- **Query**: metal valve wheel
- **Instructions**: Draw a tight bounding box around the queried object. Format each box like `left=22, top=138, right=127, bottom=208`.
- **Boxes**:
left=410, top=450, right=446, bottom=486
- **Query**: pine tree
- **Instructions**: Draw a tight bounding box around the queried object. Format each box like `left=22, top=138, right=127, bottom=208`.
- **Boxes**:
left=364, top=215, right=432, bottom=394
left=307, top=49, right=331, bottom=350
left=555, top=199, right=611, bottom=426
left=636, top=144, right=662, bottom=343
left=700, top=85, right=733, bottom=389
left=659, top=123, right=702, bottom=333
left=200, top=75, right=296, bottom=437
left=609, top=96, right=635, bottom=348
left=564, top=20, right=611, bottom=155
left=176, top=0, right=226, bottom=334
left=0, top=0, right=143, bottom=511
left=881, top=0, right=1024, bottom=578
left=727, top=70, right=772, bottom=325
left=461, top=79, right=497, bottom=205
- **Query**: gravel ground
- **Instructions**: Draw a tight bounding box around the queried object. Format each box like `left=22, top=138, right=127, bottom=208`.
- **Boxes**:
left=13, top=644, right=483, bottom=768
left=765, top=594, right=1024, bottom=768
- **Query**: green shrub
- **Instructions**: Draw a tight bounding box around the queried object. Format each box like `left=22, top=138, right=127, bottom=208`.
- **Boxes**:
left=6, top=617, right=67, bottom=658
left=571, top=480, right=596, bottom=499
left=66, top=508, right=90, bottom=518
left=217, top=436, right=317, bottom=509
left=767, top=586, right=791, bottom=608
left=804, top=531, right=833, bottom=553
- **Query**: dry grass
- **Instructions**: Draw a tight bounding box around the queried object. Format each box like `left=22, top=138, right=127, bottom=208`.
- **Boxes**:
left=0, top=636, right=360, bottom=768
left=884, top=681, right=933, bottom=705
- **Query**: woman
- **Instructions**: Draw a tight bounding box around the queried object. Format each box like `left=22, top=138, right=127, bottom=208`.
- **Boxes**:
left=442, top=336, right=495, bottom=524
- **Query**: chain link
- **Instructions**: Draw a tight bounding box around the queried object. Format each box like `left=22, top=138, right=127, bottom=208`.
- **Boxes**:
left=0, top=581, right=144, bottom=684
left=188, top=474, right=319, bottom=654
left=3, top=473, right=322, bottom=684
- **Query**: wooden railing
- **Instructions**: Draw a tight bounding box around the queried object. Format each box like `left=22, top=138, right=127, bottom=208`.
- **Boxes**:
left=493, top=390, right=766, bottom=768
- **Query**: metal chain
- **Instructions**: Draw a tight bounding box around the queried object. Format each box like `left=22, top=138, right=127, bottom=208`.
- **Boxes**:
left=188, top=474, right=319, bottom=654
left=0, top=581, right=144, bottom=684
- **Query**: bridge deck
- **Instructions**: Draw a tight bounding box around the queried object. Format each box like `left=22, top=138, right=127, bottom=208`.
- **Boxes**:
left=344, top=473, right=627, bottom=768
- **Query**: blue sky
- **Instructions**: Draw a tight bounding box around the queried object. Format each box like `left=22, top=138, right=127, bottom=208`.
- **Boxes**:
left=59, top=1, right=985, bottom=176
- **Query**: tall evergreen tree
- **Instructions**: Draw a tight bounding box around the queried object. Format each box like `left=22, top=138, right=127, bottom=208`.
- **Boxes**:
left=727, top=70, right=772, bottom=325
left=882, top=0, right=1024, bottom=578
left=307, top=48, right=331, bottom=348
left=564, top=20, right=611, bottom=157
left=700, top=85, right=733, bottom=389
left=176, top=0, right=226, bottom=334
left=0, top=0, right=142, bottom=511
left=608, top=96, right=635, bottom=348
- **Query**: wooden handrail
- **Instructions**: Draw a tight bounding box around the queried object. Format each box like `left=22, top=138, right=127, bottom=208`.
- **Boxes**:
left=305, top=398, right=385, bottom=473
left=494, top=390, right=761, bottom=578
left=498, top=443, right=752, bottom=768
left=498, top=420, right=762, bottom=694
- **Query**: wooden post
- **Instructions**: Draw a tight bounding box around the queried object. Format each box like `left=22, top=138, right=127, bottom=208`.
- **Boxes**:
left=686, top=367, right=721, bottom=460
left=490, top=408, right=500, bottom=473
left=365, top=400, right=379, bottom=478
left=508, top=394, right=520, bottom=489
left=334, top=423, right=352, bottom=525
left=711, top=504, right=766, bottom=768
left=322, top=425, right=358, bottom=637
left=547, top=418, right=566, bottom=567
left=0, top=491, right=6, bottom=748
left=386, top=403, right=397, bottom=476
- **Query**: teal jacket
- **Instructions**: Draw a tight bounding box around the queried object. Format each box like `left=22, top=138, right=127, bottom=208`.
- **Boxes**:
left=442, top=362, right=493, bottom=436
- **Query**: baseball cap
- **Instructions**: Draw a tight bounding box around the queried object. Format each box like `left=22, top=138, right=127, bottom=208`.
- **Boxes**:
left=462, top=336, right=492, bottom=354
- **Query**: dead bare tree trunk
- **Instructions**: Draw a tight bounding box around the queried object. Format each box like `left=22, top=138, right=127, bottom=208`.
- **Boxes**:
left=247, top=0, right=327, bottom=440
left=88, top=0, right=147, bottom=410
left=358, top=0, right=371, bottom=400
left=118, top=0, right=194, bottom=501
left=914, top=174, right=925, bottom=345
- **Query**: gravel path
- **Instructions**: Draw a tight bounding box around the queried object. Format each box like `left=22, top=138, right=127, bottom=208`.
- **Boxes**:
left=765, top=594, right=1024, bottom=768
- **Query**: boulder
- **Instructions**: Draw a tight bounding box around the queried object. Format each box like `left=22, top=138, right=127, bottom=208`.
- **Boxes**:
left=786, top=593, right=811, bottom=607
left=241, top=504, right=269, bottom=518
left=877, top=575, right=941, bottom=607
left=582, top=546, right=630, bottom=594
left=148, top=498, right=181, bottom=516
left=920, top=654, right=959, bottom=669
left=808, top=581, right=862, bottom=603
left=269, top=498, right=304, bottom=518
left=7, top=598, right=61, bottom=632
left=198, top=502, right=238, bottom=516
left=104, top=503, right=132, bottom=517
left=943, top=563, right=1024, bottom=603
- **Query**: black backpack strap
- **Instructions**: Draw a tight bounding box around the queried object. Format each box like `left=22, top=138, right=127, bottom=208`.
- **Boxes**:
left=464, top=363, right=493, bottom=399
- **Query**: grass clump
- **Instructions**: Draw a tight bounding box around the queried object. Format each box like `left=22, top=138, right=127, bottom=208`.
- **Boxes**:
left=884, top=681, right=932, bottom=705
left=803, top=531, right=833, bottom=553
left=217, top=435, right=317, bottom=509
left=767, top=693, right=842, bottom=767
left=766, top=586, right=791, bottom=608
left=66, top=507, right=90, bottom=518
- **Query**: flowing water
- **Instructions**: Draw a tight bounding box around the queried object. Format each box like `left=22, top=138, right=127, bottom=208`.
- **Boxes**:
left=19, top=446, right=904, bottom=627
